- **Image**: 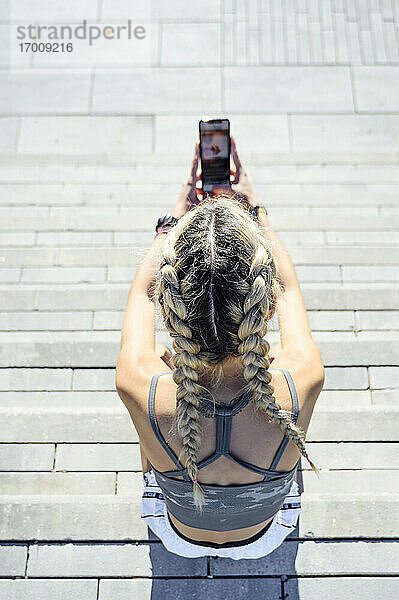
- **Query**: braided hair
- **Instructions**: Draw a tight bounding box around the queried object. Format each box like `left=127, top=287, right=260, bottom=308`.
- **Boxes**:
left=152, top=195, right=320, bottom=511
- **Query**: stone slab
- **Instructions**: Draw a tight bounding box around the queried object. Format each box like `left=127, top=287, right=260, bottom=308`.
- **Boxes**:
left=27, top=542, right=206, bottom=577
left=1, top=493, right=398, bottom=540
left=224, top=67, right=353, bottom=111
left=0, top=472, right=116, bottom=495
left=210, top=541, right=399, bottom=575
left=0, top=579, right=98, bottom=600
left=99, top=578, right=281, bottom=599
left=284, top=577, right=399, bottom=599
left=0, top=544, right=27, bottom=576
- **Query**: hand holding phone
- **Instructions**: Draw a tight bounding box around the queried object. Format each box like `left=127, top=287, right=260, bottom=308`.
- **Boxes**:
left=212, top=136, right=258, bottom=209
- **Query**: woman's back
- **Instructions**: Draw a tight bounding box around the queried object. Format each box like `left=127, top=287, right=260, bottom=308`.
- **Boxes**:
left=127, top=352, right=322, bottom=546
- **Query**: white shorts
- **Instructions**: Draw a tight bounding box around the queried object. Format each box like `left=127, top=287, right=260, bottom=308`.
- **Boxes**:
left=141, top=469, right=301, bottom=560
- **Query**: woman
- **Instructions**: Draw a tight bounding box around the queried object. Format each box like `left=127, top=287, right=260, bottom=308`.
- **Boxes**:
left=116, top=136, right=325, bottom=559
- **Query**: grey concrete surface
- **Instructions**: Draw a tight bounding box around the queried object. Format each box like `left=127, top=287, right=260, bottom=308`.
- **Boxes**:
left=1, top=0, right=398, bottom=596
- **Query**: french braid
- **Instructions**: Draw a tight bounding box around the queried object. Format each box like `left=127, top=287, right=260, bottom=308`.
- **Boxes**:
left=238, top=241, right=320, bottom=475
left=158, top=243, right=206, bottom=510
left=153, top=195, right=320, bottom=513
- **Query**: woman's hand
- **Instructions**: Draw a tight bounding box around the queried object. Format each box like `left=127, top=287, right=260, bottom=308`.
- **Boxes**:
left=211, top=136, right=258, bottom=209
left=171, top=142, right=202, bottom=219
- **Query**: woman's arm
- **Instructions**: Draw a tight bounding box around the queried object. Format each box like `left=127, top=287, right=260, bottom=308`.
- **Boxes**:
left=215, top=137, right=323, bottom=373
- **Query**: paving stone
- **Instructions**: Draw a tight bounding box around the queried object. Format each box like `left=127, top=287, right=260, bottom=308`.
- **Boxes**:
left=372, top=390, right=398, bottom=406
left=151, top=0, right=221, bottom=21
left=0, top=472, right=116, bottom=495
left=224, top=67, right=353, bottom=112
left=323, top=367, right=368, bottom=389
left=93, top=311, right=124, bottom=329
left=0, top=267, right=21, bottom=282
left=0, top=232, right=36, bottom=246
left=326, top=231, right=399, bottom=245
left=307, top=310, right=355, bottom=331
left=284, top=577, right=399, bottom=599
left=0, top=368, right=72, bottom=390
left=353, top=67, right=399, bottom=111
left=0, top=72, right=91, bottom=115
left=54, top=443, right=141, bottom=471
left=36, top=232, right=113, bottom=246
left=0, top=496, right=148, bottom=540
left=307, top=406, right=398, bottom=441
left=0, top=311, right=92, bottom=331
left=21, top=267, right=107, bottom=284
left=369, top=367, right=399, bottom=389
left=93, top=68, right=221, bottom=113
left=292, top=115, right=399, bottom=152
left=210, top=541, right=399, bottom=575
left=301, top=469, right=399, bottom=494
left=306, top=442, right=398, bottom=469
left=161, top=23, right=220, bottom=65
left=19, top=117, right=153, bottom=157
left=27, top=542, right=206, bottom=576
left=99, top=578, right=281, bottom=600
left=100, top=0, right=151, bottom=20
left=117, top=472, right=147, bottom=495
left=342, top=266, right=399, bottom=283
left=356, top=310, right=399, bottom=330
left=0, top=579, right=98, bottom=600
left=0, top=544, right=27, bottom=576
left=72, top=368, right=116, bottom=390
left=0, top=444, right=54, bottom=470
left=9, top=0, right=98, bottom=21
left=0, top=398, right=137, bottom=443
left=0, top=118, right=18, bottom=153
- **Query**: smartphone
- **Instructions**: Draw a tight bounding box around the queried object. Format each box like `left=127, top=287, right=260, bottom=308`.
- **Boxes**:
left=199, top=118, right=231, bottom=194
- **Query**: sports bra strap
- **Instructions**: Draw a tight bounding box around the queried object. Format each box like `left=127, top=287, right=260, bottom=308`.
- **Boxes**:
left=267, top=368, right=300, bottom=471
left=148, top=371, right=186, bottom=472
left=269, top=368, right=299, bottom=423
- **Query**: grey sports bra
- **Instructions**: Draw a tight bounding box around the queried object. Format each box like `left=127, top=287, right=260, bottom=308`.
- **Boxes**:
left=147, top=367, right=303, bottom=532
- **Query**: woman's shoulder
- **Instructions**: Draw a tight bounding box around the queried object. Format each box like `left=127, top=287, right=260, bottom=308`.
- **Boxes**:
left=268, top=341, right=325, bottom=428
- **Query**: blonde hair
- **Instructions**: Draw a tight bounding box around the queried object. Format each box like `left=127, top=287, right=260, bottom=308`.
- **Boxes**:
left=152, top=195, right=319, bottom=511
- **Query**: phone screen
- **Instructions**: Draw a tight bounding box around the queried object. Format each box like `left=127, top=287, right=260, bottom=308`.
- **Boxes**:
left=199, top=119, right=231, bottom=193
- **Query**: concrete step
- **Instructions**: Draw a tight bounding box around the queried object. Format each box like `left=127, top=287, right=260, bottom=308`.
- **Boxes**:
left=0, top=401, right=397, bottom=442
left=0, top=212, right=397, bottom=233
left=0, top=442, right=397, bottom=472
left=0, top=284, right=396, bottom=311
left=1, top=245, right=398, bottom=267
left=2, top=183, right=399, bottom=208
left=2, top=540, right=399, bottom=579
left=3, top=265, right=398, bottom=284
left=0, top=492, right=398, bottom=540
left=1, top=576, right=393, bottom=600
left=1, top=330, right=398, bottom=367
left=0, top=308, right=398, bottom=332
left=2, top=161, right=399, bottom=185
left=283, top=578, right=399, bottom=600
left=0, top=469, right=397, bottom=496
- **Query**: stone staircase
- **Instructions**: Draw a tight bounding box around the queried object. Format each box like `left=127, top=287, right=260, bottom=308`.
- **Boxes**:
left=0, top=149, right=398, bottom=598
